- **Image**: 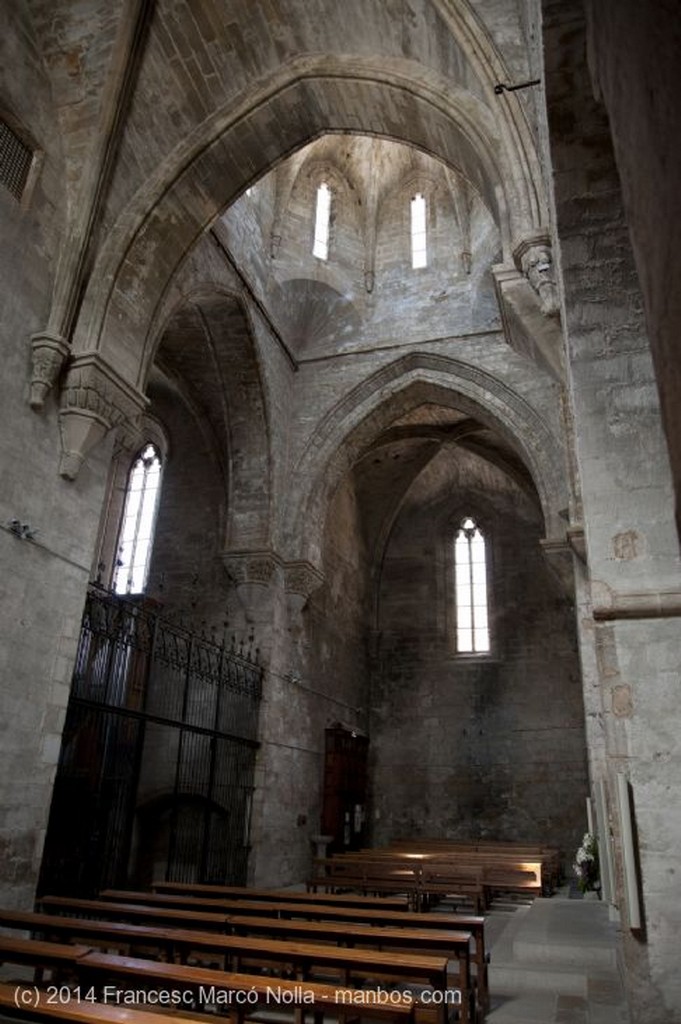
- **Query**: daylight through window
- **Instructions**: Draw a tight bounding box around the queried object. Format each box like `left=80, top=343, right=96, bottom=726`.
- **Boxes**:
left=313, top=182, right=331, bottom=260
left=113, top=444, right=162, bottom=595
left=411, top=192, right=427, bottom=268
left=454, top=517, right=490, bottom=653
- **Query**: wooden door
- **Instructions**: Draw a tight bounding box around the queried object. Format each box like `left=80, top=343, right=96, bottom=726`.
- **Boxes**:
left=321, top=726, right=368, bottom=853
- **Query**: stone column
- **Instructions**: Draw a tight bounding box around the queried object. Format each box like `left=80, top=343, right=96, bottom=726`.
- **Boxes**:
left=223, top=550, right=326, bottom=887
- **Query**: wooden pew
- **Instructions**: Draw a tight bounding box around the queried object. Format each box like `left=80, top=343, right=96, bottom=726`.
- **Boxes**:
left=33, top=898, right=479, bottom=1023
left=308, top=858, right=422, bottom=906
left=42, top=894, right=486, bottom=1017
left=225, top=914, right=474, bottom=1024
left=149, top=883, right=409, bottom=911
left=0, top=912, right=463, bottom=1022
left=0, top=912, right=446, bottom=989
left=0, top=936, right=92, bottom=982
left=38, top=897, right=229, bottom=930
left=78, top=950, right=420, bottom=1023
left=386, top=840, right=560, bottom=894
left=0, top=983, right=204, bottom=1024
left=318, top=847, right=550, bottom=903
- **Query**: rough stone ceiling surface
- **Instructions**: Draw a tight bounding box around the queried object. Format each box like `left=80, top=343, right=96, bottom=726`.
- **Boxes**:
left=342, top=400, right=540, bottom=567
left=220, top=134, right=501, bottom=356
left=41, top=0, right=543, bottom=372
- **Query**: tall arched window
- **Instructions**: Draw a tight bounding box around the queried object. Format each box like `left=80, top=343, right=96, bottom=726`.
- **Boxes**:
left=410, top=192, right=427, bottom=268
left=113, top=444, right=163, bottom=595
left=313, top=181, right=331, bottom=260
left=454, top=517, right=490, bottom=653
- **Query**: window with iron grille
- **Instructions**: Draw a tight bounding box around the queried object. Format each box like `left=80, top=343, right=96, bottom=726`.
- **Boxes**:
left=0, top=118, right=33, bottom=201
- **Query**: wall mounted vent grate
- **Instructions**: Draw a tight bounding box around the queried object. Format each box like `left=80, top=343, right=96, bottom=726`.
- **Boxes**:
left=0, top=119, right=33, bottom=200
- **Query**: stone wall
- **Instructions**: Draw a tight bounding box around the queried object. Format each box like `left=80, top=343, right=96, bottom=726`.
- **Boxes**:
left=541, top=3, right=681, bottom=1019
left=584, top=0, right=681, bottom=539
left=0, top=1, right=115, bottom=909
left=370, top=446, right=587, bottom=858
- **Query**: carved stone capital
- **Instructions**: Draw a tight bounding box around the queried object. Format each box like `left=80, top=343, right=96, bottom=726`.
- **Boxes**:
left=223, top=549, right=283, bottom=588
left=58, top=352, right=147, bottom=479
left=284, top=560, right=325, bottom=600
left=29, top=331, right=71, bottom=410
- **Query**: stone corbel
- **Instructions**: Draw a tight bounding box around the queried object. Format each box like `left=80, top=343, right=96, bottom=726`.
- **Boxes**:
left=58, top=352, right=147, bottom=480
left=514, top=234, right=560, bottom=317
left=567, top=525, right=587, bottom=563
left=284, top=560, right=325, bottom=615
left=29, top=331, right=71, bottom=410
left=223, top=550, right=283, bottom=588
left=540, top=537, right=577, bottom=597
left=223, top=549, right=284, bottom=628
left=492, top=255, right=565, bottom=381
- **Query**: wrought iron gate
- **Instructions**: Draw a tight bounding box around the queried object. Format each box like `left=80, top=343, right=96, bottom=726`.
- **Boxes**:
left=39, top=585, right=262, bottom=896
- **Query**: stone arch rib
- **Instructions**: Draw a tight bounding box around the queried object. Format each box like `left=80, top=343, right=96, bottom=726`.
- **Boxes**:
left=284, top=353, right=568, bottom=567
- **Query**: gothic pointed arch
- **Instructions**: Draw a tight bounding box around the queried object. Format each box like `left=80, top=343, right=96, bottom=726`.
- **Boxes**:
left=64, top=50, right=544, bottom=411
left=282, top=353, right=569, bottom=568
left=152, top=287, right=272, bottom=554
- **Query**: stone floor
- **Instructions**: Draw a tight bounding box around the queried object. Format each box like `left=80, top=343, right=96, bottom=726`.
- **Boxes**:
left=481, top=894, right=628, bottom=1024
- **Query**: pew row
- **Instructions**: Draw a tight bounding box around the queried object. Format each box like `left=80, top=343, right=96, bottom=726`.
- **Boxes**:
left=0, top=909, right=476, bottom=1023
left=149, top=883, right=409, bottom=911
left=37, top=894, right=487, bottom=1015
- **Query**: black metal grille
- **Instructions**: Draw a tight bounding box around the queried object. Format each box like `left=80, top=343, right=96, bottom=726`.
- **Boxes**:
left=0, top=120, right=32, bottom=200
left=39, top=586, right=262, bottom=896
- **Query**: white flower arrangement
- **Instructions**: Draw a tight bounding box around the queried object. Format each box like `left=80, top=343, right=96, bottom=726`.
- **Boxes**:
left=573, top=831, right=599, bottom=892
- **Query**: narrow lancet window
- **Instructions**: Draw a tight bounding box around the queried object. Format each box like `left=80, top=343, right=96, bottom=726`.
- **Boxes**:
left=411, top=192, right=427, bottom=268
left=313, top=182, right=331, bottom=260
left=454, top=517, right=490, bottom=653
left=113, top=444, right=163, bottom=595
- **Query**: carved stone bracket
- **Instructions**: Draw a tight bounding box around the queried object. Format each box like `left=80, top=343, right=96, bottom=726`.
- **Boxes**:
left=29, top=331, right=71, bottom=410
left=222, top=551, right=324, bottom=622
left=492, top=258, right=565, bottom=381
left=58, top=352, right=147, bottom=480
left=223, top=550, right=283, bottom=588
left=567, top=525, right=587, bottom=562
left=514, top=234, right=560, bottom=317
left=284, top=560, right=325, bottom=613
left=540, top=537, right=577, bottom=597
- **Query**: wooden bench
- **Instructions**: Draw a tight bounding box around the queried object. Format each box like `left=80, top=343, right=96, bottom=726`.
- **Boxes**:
left=0, top=982, right=204, bottom=1024
left=320, top=847, right=552, bottom=903
left=78, top=950, right=420, bottom=1024
left=309, top=858, right=485, bottom=914
left=386, top=841, right=560, bottom=893
left=0, top=913, right=445, bottom=988
left=38, top=894, right=486, bottom=1018
left=225, top=914, right=474, bottom=1024
left=0, top=936, right=92, bottom=982
left=0, top=913, right=463, bottom=1023
left=39, top=897, right=229, bottom=931
left=307, top=858, right=422, bottom=905
left=148, top=883, right=409, bottom=911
